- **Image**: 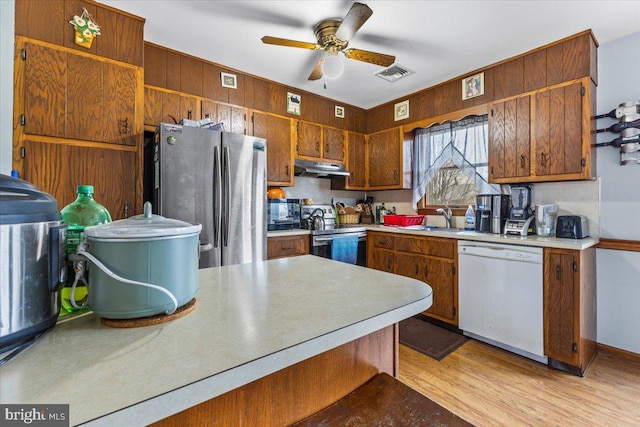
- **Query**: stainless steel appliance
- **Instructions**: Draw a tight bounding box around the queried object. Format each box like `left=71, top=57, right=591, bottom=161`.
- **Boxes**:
left=504, top=185, right=535, bottom=236
left=491, top=194, right=511, bottom=234
left=301, top=204, right=367, bottom=266
left=535, top=204, right=559, bottom=237
left=458, top=241, right=546, bottom=364
left=475, top=194, right=492, bottom=232
left=0, top=175, right=67, bottom=353
left=293, top=159, right=350, bottom=178
left=149, top=123, right=267, bottom=268
left=556, top=215, right=589, bottom=239
left=267, top=199, right=301, bottom=231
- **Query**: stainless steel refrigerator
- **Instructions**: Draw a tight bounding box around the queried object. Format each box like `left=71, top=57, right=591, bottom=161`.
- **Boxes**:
left=149, top=123, right=267, bottom=268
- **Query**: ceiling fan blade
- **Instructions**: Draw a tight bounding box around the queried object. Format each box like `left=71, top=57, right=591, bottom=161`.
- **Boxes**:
left=335, top=2, right=373, bottom=41
left=261, top=36, right=319, bottom=50
left=308, top=56, right=325, bottom=80
left=343, top=48, right=395, bottom=67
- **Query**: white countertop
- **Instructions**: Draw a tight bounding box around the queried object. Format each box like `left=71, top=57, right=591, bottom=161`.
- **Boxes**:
left=0, top=256, right=431, bottom=426
left=267, top=226, right=598, bottom=250
left=367, top=225, right=599, bottom=250
left=268, top=228, right=311, bottom=237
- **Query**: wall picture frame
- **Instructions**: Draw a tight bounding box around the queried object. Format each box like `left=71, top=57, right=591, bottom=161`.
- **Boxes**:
left=221, top=72, right=237, bottom=89
left=335, top=105, right=345, bottom=118
left=394, top=100, right=409, bottom=121
left=287, top=92, right=301, bottom=115
left=462, top=72, right=484, bottom=100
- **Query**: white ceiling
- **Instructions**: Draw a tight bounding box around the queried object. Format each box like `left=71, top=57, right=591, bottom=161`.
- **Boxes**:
left=99, top=1, right=640, bottom=109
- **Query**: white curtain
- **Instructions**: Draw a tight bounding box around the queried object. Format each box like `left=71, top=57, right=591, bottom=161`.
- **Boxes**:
left=412, top=115, right=499, bottom=209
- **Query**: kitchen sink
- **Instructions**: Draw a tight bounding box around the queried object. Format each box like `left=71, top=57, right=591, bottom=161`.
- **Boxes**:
left=399, top=226, right=467, bottom=234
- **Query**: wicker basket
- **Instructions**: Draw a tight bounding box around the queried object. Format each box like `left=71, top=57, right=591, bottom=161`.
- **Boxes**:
left=338, top=213, right=360, bottom=224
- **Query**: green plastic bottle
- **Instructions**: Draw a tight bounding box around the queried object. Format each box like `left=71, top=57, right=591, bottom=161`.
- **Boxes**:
left=60, top=185, right=112, bottom=314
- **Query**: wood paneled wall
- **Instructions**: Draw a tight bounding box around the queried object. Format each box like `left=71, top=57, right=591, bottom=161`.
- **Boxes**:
left=367, top=30, right=597, bottom=134
left=14, top=0, right=144, bottom=66
left=144, top=42, right=368, bottom=134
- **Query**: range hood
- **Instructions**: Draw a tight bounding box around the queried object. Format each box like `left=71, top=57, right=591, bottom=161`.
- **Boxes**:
left=294, top=159, right=350, bottom=178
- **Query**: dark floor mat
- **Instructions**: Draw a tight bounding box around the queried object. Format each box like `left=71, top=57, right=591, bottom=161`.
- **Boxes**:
left=400, top=317, right=468, bottom=361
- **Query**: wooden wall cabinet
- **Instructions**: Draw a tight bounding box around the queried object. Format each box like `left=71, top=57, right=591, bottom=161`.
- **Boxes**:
left=367, top=128, right=403, bottom=189
left=332, top=132, right=367, bottom=190
left=544, top=247, right=597, bottom=376
left=489, top=95, right=531, bottom=181
left=533, top=81, right=588, bottom=179
left=488, top=77, right=595, bottom=184
left=144, top=87, right=199, bottom=127
left=267, top=235, right=310, bottom=260
left=252, top=112, right=294, bottom=187
left=296, top=121, right=345, bottom=163
left=22, top=41, right=138, bottom=146
left=14, top=36, right=143, bottom=219
left=22, top=140, right=136, bottom=220
left=201, top=100, right=247, bottom=134
left=366, top=232, right=458, bottom=325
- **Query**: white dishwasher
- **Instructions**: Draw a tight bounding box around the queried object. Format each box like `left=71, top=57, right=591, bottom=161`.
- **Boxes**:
left=458, top=240, right=547, bottom=364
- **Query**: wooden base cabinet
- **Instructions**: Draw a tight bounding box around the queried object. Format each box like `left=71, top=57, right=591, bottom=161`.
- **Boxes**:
left=367, top=232, right=458, bottom=325
left=267, top=235, right=310, bottom=260
left=544, top=247, right=597, bottom=376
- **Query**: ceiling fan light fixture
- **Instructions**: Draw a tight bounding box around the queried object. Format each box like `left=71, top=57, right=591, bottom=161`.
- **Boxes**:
left=322, top=52, right=344, bottom=79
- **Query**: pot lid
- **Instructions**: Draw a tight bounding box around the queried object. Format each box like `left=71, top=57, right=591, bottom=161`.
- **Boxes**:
left=84, top=202, right=201, bottom=240
left=0, top=174, right=61, bottom=224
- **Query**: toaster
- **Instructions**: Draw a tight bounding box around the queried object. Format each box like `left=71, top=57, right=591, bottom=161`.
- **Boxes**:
left=556, top=215, right=589, bottom=239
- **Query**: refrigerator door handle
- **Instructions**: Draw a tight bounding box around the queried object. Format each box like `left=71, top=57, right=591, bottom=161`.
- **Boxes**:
left=213, top=145, right=222, bottom=248
left=223, top=146, right=231, bottom=247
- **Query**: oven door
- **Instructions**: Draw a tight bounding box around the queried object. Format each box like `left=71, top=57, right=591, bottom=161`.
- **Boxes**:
left=310, top=232, right=367, bottom=266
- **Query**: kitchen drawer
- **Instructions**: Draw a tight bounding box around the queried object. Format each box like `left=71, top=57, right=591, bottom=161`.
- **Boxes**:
left=370, top=232, right=395, bottom=250
left=422, top=237, right=455, bottom=259
left=395, top=235, right=423, bottom=253
left=267, top=235, right=310, bottom=259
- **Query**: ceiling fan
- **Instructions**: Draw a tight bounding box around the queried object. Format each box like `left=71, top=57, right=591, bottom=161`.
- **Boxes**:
left=261, top=2, right=396, bottom=81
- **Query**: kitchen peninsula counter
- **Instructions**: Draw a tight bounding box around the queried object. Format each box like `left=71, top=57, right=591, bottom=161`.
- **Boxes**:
left=0, top=256, right=431, bottom=426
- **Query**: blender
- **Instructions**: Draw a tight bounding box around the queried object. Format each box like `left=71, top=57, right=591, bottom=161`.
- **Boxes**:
left=504, top=185, right=535, bottom=236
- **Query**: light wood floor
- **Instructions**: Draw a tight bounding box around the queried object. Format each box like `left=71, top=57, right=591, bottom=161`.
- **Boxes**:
left=398, top=340, right=640, bottom=426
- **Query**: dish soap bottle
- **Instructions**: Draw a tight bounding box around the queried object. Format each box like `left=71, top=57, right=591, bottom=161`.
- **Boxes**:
left=60, top=185, right=112, bottom=313
left=464, top=205, right=475, bottom=231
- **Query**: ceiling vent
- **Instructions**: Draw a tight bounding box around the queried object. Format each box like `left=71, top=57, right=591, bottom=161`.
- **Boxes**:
left=374, top=64, right=415, bottom=82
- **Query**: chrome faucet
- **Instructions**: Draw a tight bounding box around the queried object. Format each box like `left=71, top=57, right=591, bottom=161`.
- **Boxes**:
left=436, top=205, right=452, bottom=228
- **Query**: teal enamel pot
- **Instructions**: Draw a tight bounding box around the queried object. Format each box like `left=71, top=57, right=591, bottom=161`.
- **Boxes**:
left=82, top=202, right=202, bottom=319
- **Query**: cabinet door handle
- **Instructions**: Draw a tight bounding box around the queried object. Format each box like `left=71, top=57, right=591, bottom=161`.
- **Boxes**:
left=540, top=152, right=547, bottom=167
left=520, top=155, right=525, bottom=168
left=187, top=110, right=193, bottom=120
left=387, top=259, right=392, bottom=271
left=285, top=164, right=290, bottom=177
left=424, top=266, right=429, bottom=277
left=555, top=265, right=561, bottom=280
left=415, top=264, right=419, bottom=275
left=124, top=203, right=129, bottom=219
left=120, top=118, right=130, bottom=134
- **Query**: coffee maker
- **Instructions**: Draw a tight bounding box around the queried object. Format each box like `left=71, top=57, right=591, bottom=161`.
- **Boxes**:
left=475, top=194, right=493, bottom=232
left=491, top=194, right=511, bottom=234
left=535, top=204, right=559, bottom=236
left=504, top=185, right=535, bottom=236
left=475, top=194, right=510, bottom=233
